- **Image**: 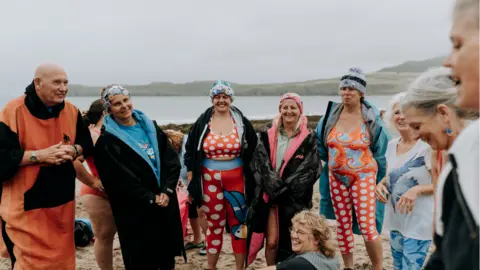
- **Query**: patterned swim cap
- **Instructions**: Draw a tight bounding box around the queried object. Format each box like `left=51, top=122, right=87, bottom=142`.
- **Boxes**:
left=101, top=84, right=130, bottom=111
left=209, top=80, right=234, bottom=101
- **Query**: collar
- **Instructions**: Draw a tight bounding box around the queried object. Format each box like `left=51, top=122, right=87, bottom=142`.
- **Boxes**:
left=279, top=124, right=300, bottom=138
left=24, top=80, right=65, bottom=119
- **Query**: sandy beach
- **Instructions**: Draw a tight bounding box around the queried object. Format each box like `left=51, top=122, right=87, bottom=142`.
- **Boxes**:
left=0, top=180, right=410, bottom=270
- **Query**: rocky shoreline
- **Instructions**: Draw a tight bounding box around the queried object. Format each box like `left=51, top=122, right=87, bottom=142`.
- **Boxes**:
left=158, top=110, right=387, bottom=133
left=159, top=115, right=323, bottom=133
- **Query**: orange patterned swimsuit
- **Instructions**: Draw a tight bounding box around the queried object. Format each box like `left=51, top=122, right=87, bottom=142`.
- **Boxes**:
left=327, top=123, right=379, bottom=254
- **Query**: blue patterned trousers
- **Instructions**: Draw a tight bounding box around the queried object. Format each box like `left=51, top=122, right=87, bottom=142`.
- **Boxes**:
left=390, top=231, right=431, bottom=270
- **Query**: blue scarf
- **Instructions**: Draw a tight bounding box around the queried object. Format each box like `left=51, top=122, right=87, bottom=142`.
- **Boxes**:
left=103, top=109, right=162, bottom=187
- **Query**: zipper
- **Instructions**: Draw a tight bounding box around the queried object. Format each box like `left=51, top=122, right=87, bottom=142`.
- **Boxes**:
left=240, top=123, right=246, bottom=158
left=321, top=102, right=333, bottom=148
left=240, top=123, right=247, bottom=196
left=197, top=124, right=209, bottom=152
left=197, top=123, right=209, bottom=199
left=450, top=154, right=478, bottom=239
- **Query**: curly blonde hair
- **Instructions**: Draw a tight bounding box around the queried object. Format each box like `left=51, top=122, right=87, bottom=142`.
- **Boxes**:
left=291, top=210, right=336, bottom=258
left=163, top=129, right=185, bottom=152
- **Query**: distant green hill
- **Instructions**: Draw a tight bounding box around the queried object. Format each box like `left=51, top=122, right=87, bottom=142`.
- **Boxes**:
left=68, top=56, right=446, bottom=97
left=377, top=56, right=445, bottom=73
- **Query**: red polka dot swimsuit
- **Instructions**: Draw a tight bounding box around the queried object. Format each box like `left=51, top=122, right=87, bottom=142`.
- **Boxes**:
left=202, top=121, right=241, bottom=159
left=200, top=118, right=247, bottom=255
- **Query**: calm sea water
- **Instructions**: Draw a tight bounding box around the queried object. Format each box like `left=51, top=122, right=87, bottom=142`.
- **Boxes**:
left=0, top=95, right=393, bottom=125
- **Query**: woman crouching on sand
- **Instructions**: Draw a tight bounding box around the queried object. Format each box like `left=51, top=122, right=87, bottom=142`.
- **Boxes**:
left=184, top=80, right=257, bottom=270
left=247, top=93, right=320, bottom=266
left=316, top=68, right=390, bottom=270
left=376, top=92, right=434, bottom=270
left=93, top=85, right=185, bottom=270
left=260, top=211, right=340, bottom=270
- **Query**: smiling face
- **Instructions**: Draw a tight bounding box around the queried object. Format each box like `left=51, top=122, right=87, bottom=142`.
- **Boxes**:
left=340, top=87, right=363, bottom=106
left=35, top=69, right=69, bottom=107
left=444, top=9, right=479, bottom=111
left=212, top=93, right=231, bottom=113
left=402, top=105, right=456, bottom=150
left=290, top=223, right=318, bottom=254
left=392, top=103, right=409, bottom=133
left=109, top=94, right=133, bottom=122
left=280, top=99, right=301, bottom=126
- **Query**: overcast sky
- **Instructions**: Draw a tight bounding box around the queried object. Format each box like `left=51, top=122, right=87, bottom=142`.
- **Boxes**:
left=0, top=0, right=455, bottom=93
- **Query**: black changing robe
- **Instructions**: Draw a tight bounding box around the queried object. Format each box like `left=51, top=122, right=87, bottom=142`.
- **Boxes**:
left=94, top=121, right=185, bottom=270
left=247, top=129, right=321, bottom=264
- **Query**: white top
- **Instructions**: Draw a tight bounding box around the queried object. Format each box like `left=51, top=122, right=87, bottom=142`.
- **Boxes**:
left=383, top=138, right=434, bottom=240
left=435, top=120, right=479, bottom=236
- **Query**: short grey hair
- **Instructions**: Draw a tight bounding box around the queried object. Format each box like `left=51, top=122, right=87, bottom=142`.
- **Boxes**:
left=401, top=67, right=457, bottom=115
left=453, top=0, right=479, bottom=30
left=384, top=92, right=407, bottom=129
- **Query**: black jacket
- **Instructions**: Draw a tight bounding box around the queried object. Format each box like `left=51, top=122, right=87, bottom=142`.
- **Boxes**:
left=184, top=106, right=258, bottom=205
left=94, top=122, right=185, bottom=270
left=424, top=154, right=479, bottom=270
left=247, top=128, right=320, bottom=263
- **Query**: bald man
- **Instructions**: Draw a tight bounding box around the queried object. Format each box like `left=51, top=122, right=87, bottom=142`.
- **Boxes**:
left=0, top=64, right=93, bottom=269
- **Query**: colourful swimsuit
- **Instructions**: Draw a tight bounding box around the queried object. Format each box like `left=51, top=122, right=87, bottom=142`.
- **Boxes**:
left=80, top=129, right=107, bottom=198
left=201, top=120, right=247, bottom=255
left=327, top=123, right=379, bottom=254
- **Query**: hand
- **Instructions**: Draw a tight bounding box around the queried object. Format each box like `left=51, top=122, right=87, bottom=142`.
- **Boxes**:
left=177, top=180, right=185, bottom=190
left=375, top=182, right=389, bottom=204
left=37, top=142, right=71, bottom=165
left=187, top=195, right=193, bottom=204
left=76, top=155, right=85, bottom=163
left=156, top=193, right=170, bottom=207
left=196, top=206, right=206, bottom=219
left=187, top=171, right=192, bottom=183
left=396, top=186, right=420, bottom=214
left=90, top=178, right=104, bottom=193
left=59, top=144, right=77, bottom=159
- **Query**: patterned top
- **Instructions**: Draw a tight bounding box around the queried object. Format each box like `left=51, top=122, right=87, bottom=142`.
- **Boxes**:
left=384, top=138, right=433, bottom=240
left=327, top=123, right=377, bottom=187
left=203, top=119, right=241, bottom=159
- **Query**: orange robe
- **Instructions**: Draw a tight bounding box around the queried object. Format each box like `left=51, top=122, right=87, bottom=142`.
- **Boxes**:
left=0, top=84, right=93, bottom=270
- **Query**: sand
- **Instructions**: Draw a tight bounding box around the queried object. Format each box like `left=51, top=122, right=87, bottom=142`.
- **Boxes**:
left=0, top=181, right=407, bottom=270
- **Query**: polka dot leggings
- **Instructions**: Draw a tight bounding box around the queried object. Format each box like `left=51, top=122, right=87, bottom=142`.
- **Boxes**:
left=329, top=172, right=379, bottom=254
left=201, top=166, right=247, bottom=255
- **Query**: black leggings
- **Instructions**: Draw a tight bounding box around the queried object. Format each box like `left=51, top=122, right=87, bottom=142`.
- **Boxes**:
left=188, top=202, right=199, bottom=219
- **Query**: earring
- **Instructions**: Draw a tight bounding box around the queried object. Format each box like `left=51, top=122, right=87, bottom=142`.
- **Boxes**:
left=445, top=127, right=453, bottom=136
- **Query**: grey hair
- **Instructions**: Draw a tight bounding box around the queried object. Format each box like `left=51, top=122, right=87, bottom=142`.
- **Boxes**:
left=453, top=0, right=479, bottom=30
left=400, top=67, right=458, bottom=115
left=384, top=92, right=407, bottom=129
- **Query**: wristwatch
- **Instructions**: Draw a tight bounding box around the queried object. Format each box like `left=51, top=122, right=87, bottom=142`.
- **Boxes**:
left=30, top=151, right=39, bottom=163
left=72, top=145, right=79, bottom=159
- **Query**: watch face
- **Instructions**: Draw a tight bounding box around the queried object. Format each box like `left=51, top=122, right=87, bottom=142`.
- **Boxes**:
left=30, top=153, right=38, bottom=163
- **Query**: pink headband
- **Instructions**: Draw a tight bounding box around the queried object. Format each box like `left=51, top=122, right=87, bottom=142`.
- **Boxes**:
left=279, top=93, right=303, bottom=114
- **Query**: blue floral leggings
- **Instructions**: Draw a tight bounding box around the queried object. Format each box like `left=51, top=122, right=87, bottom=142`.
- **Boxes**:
left=390, top=231, right=431, bottom=270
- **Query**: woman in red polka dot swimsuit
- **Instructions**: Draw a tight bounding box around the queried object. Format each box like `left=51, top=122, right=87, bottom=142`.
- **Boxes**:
left=184, top=81, right=258, bottom=270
